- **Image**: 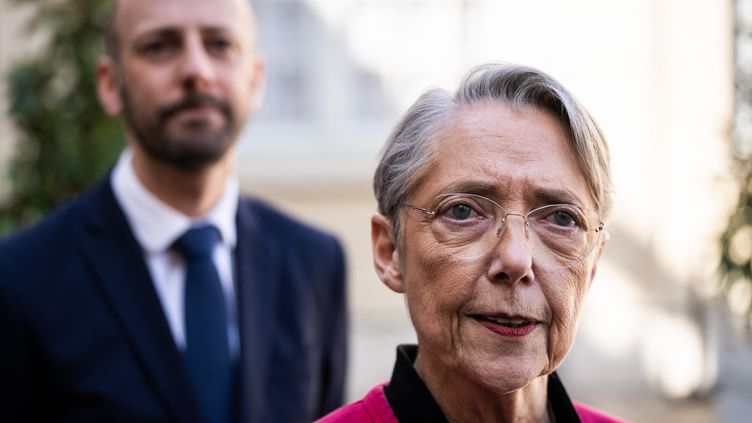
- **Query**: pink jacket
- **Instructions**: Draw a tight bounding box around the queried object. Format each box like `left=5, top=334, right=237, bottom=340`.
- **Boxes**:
left=317, top=383, right=626, bottom=423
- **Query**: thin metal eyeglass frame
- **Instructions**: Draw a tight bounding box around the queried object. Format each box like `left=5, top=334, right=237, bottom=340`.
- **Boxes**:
left=403, top=193, right=605, bottom=259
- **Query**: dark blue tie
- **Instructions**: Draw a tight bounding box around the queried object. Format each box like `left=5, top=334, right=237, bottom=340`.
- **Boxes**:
left=174, top=225, right=231, bottom=423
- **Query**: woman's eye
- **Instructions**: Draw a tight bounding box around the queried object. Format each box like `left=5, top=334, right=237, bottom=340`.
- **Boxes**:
left=447, top=204, right=473, bottom=220
left=552, top=210, right=577, bottom=227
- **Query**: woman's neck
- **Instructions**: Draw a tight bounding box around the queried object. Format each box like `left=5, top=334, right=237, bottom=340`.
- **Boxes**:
left=414, top=351, right=551, bottom=423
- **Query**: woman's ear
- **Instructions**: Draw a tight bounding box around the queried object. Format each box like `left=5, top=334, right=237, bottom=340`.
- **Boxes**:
left=371, top=213, right=405, bottom=293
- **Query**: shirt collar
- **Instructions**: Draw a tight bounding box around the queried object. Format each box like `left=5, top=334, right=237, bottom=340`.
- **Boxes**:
left=111, top=149, right=238, bottom=253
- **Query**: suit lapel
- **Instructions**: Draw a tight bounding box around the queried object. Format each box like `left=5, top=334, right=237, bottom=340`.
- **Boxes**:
left=78, top=180, right=201, bottom=423
left=235, top=199, right=280, bottom=422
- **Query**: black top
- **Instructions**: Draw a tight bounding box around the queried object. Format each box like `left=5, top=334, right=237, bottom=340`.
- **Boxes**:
left=383, top=344, right=582, bottom=423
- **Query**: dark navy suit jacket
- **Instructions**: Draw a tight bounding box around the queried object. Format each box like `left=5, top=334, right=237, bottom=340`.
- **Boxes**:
left=0, top=178, right=348, bottom=422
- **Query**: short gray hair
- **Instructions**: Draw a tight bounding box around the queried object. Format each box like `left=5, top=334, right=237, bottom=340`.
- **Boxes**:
left=374, top=63, right=613, bottom=245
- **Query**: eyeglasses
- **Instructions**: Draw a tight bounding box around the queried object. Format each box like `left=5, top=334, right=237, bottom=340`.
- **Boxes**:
left=404, top=193, right=604, bottom=264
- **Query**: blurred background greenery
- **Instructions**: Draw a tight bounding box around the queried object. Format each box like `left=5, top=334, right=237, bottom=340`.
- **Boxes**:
left=0, top=0, right=121, bottom=234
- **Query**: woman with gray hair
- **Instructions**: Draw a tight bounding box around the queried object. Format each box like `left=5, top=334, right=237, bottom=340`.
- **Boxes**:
left=320, top=63, right=623, bottom=423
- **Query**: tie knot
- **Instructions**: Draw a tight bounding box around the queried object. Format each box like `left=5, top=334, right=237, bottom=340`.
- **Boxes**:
left=173, top=225, right=220, bottom=261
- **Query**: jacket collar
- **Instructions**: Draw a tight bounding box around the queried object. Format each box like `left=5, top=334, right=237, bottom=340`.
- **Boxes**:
left=78, top=178, right=202, bottom=423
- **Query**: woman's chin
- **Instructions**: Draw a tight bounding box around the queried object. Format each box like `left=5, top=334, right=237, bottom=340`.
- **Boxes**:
left=451, top=351, right=548, bottom=396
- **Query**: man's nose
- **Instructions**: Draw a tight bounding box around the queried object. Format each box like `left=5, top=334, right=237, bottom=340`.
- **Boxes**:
left=487, top=214, right=534, bottom=285
left=178, top=35, right=216, bottom=91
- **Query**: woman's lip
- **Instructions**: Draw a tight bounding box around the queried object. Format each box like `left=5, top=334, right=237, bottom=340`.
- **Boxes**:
left=477, top=319, right=538, bottom=337
left=471, top=312, right=540, bottom=323
left=470, top=313, right=540, bottom=337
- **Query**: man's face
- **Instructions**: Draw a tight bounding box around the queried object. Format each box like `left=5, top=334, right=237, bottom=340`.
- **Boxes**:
left=101, top=0, right=263, bottom=170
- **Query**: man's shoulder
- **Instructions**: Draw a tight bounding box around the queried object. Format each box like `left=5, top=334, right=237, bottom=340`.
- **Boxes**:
left=1, top=198, right=80, bottom=253
left=0, top=179, right=110, bottom=266
left=234, top=195, right=346, bottom=301
left=237, top=195, right=341, bottom=248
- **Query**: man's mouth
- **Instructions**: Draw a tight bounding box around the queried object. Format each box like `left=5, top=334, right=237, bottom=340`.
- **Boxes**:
left=160, top=95, right=232, bottom=123
left=173, top=106, right=220, bottom=119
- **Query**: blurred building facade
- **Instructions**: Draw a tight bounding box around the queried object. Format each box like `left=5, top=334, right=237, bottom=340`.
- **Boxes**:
left=0, top=0, right=746, bottom=421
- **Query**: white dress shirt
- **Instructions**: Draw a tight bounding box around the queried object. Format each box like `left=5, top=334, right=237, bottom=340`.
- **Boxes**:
left=111, top=149, right=239, bottom=356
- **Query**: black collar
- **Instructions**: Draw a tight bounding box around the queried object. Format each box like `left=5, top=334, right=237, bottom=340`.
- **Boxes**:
left=384, top=344, right=582, bottom=422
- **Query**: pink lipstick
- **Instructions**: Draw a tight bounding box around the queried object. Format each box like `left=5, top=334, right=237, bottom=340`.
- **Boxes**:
left=473, top=314, right=538, bottom=337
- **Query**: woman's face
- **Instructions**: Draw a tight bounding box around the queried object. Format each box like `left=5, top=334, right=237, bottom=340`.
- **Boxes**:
left=372, top=101, right=606, bottom=395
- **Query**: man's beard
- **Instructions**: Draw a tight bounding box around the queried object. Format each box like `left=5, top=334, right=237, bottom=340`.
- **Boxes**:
left=121, top=89, right=238, bottom=171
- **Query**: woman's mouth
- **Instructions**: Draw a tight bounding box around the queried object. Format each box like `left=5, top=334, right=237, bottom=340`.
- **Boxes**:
left=472, top=314, right=539, bottom=337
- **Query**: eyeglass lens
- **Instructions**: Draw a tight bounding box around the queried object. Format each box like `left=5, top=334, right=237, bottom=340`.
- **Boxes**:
left=427, top=193, right=601, bottom=263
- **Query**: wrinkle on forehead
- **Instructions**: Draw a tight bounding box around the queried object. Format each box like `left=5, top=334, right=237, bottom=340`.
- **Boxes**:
left=431, top=178, right=589, bottom=210
left=451, top=108, right=571, bottom=161
left=416, top=101, right=596, bottom=210
left=461, top=132, right=544, bottom=164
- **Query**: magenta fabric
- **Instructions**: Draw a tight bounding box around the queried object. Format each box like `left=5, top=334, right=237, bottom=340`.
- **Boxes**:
left=318, top=383, right=626, bottom=423
left=317, top=383, right=397, bottom=423
left=574, top=401, right=626, bottom=423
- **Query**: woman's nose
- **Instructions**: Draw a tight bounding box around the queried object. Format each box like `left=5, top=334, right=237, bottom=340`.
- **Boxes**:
left=486, top=215, right=534, bottom=285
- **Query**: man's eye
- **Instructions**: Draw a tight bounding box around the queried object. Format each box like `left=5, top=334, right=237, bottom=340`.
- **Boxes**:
left=140, top=40, right=173, bottom=57
left=206, top=38, right=232, bottom=53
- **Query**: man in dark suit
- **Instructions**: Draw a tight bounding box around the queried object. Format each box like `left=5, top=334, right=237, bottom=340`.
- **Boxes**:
left=0, top=0, right=348, bottom=421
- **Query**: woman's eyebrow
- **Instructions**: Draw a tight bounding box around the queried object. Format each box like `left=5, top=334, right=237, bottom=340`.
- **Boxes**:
left=526, top=187, right=585, bottom=207
left=439, top=180, right=501, bottom=198
left=436, top=180, right=589, bottom=210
